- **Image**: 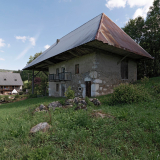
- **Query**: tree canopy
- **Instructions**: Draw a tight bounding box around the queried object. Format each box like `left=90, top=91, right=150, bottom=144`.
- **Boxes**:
left=27, top=52, right=42, bottom=65
left=122, top=0, right=160, bottom=79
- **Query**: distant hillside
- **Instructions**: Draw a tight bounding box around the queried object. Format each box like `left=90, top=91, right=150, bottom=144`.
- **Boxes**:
left=0, top=69, right=17, bottom=73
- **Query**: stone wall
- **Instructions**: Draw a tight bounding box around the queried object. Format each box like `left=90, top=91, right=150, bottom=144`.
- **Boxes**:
left=49, top=53, right=97, bottom=97
left=48, top=52, right=137, bottom=97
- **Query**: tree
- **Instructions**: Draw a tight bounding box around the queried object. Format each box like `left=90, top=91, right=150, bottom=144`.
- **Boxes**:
left=122, top=0, right=160, bottom=79
left=27, top=52, right=42, bottom=64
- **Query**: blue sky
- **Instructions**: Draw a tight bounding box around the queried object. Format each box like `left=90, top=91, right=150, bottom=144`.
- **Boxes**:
left=0, top=0, right=154, bottom=70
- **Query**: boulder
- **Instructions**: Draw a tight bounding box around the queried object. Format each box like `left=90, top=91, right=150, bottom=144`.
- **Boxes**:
left=92, top=98, right=101, bottom=106
left=89, top=98, right=93, bottom=102
left=75, top=103, right=87, bottom=110
left=48, top=101, right=62, bottom=110
left=65, top=99, right=74, bottom=105
left=80, top=100, right=87, bottom=105
left=74, top=97, right=82, bottom=104
left=39, top=104, right=46, bottom=111
left=30, top=122, right=51, bottom=133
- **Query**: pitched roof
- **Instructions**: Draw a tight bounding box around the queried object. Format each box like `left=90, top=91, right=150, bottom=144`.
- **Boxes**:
left=0, top=72, right=23, bottom=86
left=23, top=13, right=153, bottom=70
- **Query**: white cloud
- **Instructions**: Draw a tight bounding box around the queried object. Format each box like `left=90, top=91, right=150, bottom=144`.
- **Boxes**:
left=105, top=0, right=127, bottom=10
left=44, top=45, right=50, bottom=49
left=0, top=58, right=5, bottom=61
left=7, top=44, right=11, bottom=48
left=105, top=0, right=154, bottom=18
left=29, top=37, right=36, bottom=46
left=0, top=50, right=4, bottom=52
left=15, top=36, right=27, bottom=42
left=0, top=39, right=5, bottom=48
left=15, top=36, right=36, bottom=46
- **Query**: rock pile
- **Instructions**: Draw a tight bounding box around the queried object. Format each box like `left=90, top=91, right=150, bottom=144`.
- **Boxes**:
left=48, top=101, right=62, bottom=110
left=34, top=97, right=101, bottom=113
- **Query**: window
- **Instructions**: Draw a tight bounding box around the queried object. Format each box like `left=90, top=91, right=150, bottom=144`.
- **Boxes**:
left=15, top=79, right=17, bottom=81
left=75, top=64, right=79, bottom=74
left=121, top=59, right=128, bottom=79
left=4, top=78, right=6, bottom=81
left=61, top=67, right=65, bottom=73
left=56, top=84, right=59, bottom=92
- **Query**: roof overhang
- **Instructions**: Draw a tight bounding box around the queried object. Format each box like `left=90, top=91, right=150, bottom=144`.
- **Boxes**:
left=23, top=40, right=153, bottom=71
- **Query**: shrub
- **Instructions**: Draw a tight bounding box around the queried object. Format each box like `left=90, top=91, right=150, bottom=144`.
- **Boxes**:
left=19, top=91, right=23, bottom=95
left=141, top=76, right=149, bottom=84
left=64, top=86, right=75, bottom=99
left=153, top=84, right=160, bottom=94
left=28, top=93, right=37, bottom=98
left=4, top=95, right=10, bottom=102
left=15, top=94, right=20, bottom=99
left=85, top=96, right=95, bottom=107
left=108, top=83, right=151, bottom=105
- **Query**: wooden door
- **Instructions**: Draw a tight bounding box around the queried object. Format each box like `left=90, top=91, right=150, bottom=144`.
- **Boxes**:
left=61, top=84, right=65, bottom=97
left=86, top=81, right=91, bottom=97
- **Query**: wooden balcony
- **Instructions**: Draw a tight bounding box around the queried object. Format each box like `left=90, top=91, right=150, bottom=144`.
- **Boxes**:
left=49, top=72, right=72, bottom=82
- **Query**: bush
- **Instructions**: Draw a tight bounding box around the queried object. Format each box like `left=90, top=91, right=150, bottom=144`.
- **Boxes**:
left=15, top=94, right=20, bottom=99
left=4, top=95, right=10, bottom=102
left=65, top=86, right=75, bottom=99
left=108, top=83, right=151, bottom=105
left=28, top=93, right=37, bottom=98
left=19, top=91, right=23, bottom=95
left=153, top=84, right=160, bottom=94
left=141, top=76, right=149, bottom=84
left=85, top=96, right=95, bottom=107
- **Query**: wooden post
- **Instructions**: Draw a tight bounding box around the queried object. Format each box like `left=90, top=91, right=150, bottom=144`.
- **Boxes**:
left=32, top=69, right=34, bottom=94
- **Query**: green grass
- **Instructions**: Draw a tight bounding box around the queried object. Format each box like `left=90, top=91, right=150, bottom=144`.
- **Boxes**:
left=0, top=77, right=160, bottom=159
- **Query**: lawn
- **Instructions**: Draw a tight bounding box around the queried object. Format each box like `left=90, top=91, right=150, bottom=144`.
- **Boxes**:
left=0, top=77, right=160, bottom=159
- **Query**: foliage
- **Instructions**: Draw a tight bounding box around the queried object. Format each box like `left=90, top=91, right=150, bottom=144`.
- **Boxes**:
left=28, top=93, right=37, bottom=98
left=85, top=96, right=95, bottom=107
left=18, top=91, right=23, bottom=95
left=1, top=77, right=160, bottom=159
left=4, top=95, right=10, bottom=102
left=64, top=86, right=75, bottom=99
left=141, top=76, right=149, bottom=84
left=153, top=83, right=160, bottom=94
left=122, top=0, right=160, bottom=79
left=15, top=94, right=19, bottom=99
left=108, top=83, right=151, bottom=105
left=27, top=52, right=42, bottom=65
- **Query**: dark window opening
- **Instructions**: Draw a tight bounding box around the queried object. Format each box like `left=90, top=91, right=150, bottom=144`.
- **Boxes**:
left=56, top=84, right=59, bottom=92
left=75, top=64, right=79, bottom=74
left=121, top=59, right=128, bottom=79
left=61, top=67, right=65, bottom=73
left=4, top=79, right=6, bottom=81
left=15, top=79, right=17, bottom=81
left=56, top=68, right=59, bottom=76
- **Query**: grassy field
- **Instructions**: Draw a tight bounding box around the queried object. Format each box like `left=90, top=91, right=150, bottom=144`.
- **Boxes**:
left=0, top=77, right=160, bottom=159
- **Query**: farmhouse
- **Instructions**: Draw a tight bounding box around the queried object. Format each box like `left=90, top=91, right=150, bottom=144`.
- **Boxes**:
left=23, top=13, right=153, bottom=97
left=0, top=72, right=23, bottom=95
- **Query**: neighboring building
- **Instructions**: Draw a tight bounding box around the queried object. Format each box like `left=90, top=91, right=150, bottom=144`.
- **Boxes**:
left=23, top=13, right=153, bottom=97
left=0, top=72, right=23, bottom=95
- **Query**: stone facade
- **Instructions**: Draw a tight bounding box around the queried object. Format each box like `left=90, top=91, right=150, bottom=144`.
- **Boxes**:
left=49, top=52, right=137, bottom=98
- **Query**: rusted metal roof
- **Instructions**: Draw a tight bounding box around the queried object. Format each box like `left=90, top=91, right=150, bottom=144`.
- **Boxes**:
left=95, top=13, right=153, bottom=59
left=23, top=13, right=153, bottom=70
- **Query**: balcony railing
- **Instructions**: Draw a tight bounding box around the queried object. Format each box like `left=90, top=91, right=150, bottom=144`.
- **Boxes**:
left=49, top=72, right=72, bottom=82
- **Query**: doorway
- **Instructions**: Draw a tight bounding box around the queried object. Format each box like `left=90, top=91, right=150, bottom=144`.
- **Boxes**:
left=86, top=81, right=91, bottom=97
